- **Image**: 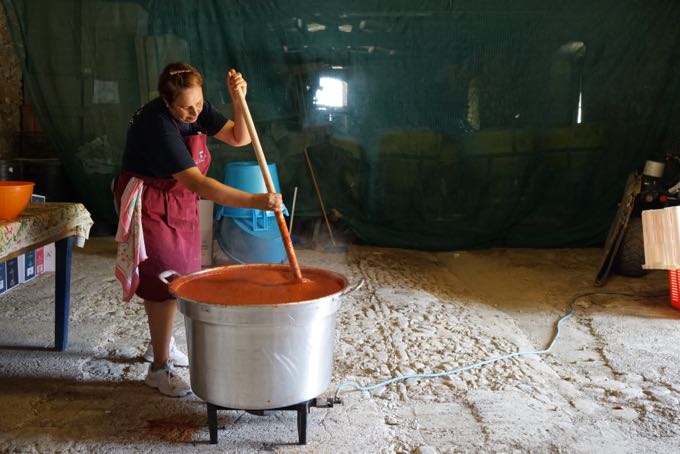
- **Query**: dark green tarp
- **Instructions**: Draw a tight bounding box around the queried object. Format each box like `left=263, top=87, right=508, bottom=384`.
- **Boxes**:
left=4, top=0, right=680, bottom=249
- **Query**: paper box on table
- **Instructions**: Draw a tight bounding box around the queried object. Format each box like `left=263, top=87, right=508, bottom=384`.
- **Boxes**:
left=0, top=261, right=6, bottom=294
left=17, top=254, right=25, bottom=283
left=35, top=247, right=45, bottom=275
left=6, top=257, right=19, bottom=290
left=23, top=250, right=35, bottom=281
left=43, top=243, right=56, bottom=273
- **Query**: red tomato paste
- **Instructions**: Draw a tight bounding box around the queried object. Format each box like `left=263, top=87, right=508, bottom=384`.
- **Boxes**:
left=169, top=265, right=346, bottom=305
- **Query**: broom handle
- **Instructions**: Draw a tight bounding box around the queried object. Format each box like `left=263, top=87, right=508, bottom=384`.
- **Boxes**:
left=236, top=88, right=303, bottom=282
left=304, top=147, right=336, bottom=246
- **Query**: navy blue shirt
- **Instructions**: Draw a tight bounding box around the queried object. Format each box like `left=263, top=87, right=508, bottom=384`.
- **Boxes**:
left=122, top=97, right=228, bottom=178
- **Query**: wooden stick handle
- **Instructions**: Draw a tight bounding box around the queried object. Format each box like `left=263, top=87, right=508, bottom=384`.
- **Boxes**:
left=236, top=88, right=303, bottom=282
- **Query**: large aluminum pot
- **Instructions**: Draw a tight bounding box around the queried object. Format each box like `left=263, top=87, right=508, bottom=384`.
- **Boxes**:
left=160, top=264, right=360, bottom=410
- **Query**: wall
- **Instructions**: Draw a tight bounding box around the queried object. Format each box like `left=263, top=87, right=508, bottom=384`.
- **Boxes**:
left=0, top=6, right=21, bottom=159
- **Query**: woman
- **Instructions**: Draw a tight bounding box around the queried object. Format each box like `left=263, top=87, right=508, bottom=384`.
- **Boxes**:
left=114, top=62, right=282, bottom=397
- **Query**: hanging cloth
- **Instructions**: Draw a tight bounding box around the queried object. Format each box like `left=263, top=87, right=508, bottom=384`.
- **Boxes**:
left=114, top=176, right=147, bottom=301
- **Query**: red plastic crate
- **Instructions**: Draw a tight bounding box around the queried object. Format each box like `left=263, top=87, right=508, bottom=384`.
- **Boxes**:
left=669, top=270, right=680, bottom=310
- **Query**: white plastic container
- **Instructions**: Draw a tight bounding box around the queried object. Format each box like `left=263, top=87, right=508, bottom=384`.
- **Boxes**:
left=642, top=206, right=680, bottom=269
left=199, top=199, right=214, bottom=267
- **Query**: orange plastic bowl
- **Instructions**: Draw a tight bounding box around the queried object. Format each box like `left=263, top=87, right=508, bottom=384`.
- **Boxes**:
left=0, top=181, right=35, bottom=220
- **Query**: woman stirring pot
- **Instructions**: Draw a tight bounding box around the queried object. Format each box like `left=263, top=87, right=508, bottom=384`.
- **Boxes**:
left=114, top=62, right=282, bottom=397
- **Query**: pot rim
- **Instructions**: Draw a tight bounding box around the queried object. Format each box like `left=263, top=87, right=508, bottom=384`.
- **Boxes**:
left=163, top=263, right=350, bottom=308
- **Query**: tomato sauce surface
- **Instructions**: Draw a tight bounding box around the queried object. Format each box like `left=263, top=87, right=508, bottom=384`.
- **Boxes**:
left=170, top=265, right=346, bottom=305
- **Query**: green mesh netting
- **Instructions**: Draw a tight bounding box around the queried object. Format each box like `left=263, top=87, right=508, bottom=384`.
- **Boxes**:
left=3, top=0, right=680, bottom=249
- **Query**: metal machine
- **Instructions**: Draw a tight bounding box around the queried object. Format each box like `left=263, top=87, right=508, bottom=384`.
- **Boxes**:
left=595, top=155, right=680, bottom=286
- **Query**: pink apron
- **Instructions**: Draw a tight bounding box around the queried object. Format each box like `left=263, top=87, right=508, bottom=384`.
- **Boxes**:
left=115, top=130, right=211, bottom=301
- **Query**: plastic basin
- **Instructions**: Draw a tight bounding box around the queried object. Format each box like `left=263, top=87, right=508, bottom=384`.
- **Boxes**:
left=0, top=181, right=34, bottom=220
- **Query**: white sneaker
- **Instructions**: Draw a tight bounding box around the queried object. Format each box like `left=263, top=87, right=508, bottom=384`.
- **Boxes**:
left=143, top=336, right=189, bottom=367
left=144, top=363, right=192, bottom=397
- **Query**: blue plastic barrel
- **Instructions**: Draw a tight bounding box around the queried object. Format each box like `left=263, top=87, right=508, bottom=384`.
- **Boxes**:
left=214, top=161, right=287, bottom=264
left=216, top=217, right=287, bottom=264
left=217, top=161, right=283, bottom=223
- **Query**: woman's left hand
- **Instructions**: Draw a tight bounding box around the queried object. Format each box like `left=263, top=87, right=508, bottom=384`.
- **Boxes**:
left=227, top=69, right=247, bottom=99
left=254, top=193, right=283, bottom=212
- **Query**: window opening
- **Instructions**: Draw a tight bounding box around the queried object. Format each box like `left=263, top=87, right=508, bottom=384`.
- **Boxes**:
left=313, top=76, right=347, bottom=109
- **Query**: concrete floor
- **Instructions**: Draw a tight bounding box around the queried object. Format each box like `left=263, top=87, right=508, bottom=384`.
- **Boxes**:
left=1, top=236, right=679, bottom=453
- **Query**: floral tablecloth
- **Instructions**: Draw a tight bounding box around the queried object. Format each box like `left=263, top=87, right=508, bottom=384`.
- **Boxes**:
left=0, top=203, right=94, bottom=259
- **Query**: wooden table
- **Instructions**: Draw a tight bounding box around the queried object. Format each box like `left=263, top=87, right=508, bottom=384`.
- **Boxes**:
left=0, top=202, right=93, bottom=351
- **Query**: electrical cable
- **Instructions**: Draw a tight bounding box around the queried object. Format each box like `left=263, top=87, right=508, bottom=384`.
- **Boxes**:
left=334, top=290, right=667, bottom=399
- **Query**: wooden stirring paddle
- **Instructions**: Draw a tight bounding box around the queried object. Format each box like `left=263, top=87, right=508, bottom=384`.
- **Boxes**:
left=235, top=87, right=303, bottom=282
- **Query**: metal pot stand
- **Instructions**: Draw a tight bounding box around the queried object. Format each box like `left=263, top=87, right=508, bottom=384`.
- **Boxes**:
left=206, top=397, right=341, bottom=445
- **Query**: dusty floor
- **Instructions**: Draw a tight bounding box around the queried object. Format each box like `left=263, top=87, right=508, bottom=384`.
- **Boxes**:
left=1, top=236, right=679, bottom=453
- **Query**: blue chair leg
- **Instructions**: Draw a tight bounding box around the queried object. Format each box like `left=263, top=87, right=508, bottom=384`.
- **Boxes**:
left=54, top=236, right=74, bottom=351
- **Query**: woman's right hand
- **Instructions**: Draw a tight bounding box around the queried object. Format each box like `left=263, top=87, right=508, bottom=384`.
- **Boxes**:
left=253, top=193, right=283, bottom=212
left=227, top=69, right=247, bottom=100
